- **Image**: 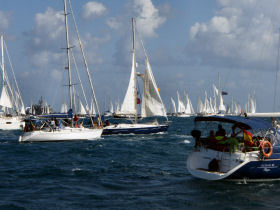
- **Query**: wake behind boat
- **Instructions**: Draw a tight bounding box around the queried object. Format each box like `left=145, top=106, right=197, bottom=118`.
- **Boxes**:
left=187, top=115, right=280, bottom=181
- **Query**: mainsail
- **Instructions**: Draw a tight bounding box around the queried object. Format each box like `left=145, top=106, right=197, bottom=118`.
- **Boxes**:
left=119, top=50, right=137, bottom=115
left=171, top=97, right=176, bottom=113
left=177, top=91, right=185, bottom=113
left=141, top=59, right=166, bottom=117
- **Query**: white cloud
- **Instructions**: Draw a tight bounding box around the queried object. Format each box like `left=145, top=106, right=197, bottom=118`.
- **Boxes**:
left=0, top=10, right=10, bottom=31
left=81, top=1, right=107, bottom=20
left=26, top=7, right=64, bottom=52
left=187, top=0, right=280, bottom=70
left=133, top=0, right=166, bottom=38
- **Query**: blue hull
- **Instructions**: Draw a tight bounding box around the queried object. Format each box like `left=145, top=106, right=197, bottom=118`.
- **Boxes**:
left=102, top=125, right=169, bottom=135
left=228, top=159, right=280, bottom=180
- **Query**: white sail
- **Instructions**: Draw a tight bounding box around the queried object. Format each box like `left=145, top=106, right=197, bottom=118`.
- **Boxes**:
left=20, top=105, right=25, bottom=115
left=110, top=101, right=114, bottom=113
left=119, top=50, right=137, bottom=115
left=177, top=91, right=185, bottom=113
left=248, top=94, right=256, bottom=113
left=60, top=102, right=68, bottom=113
left=184, top=94, right=192, bottom=114
left=115, top=101, right=120, bottom=112
left=171, top=97, right=176, bottom=113
left=0, top=86, right=12, bottom=108
left=197, top=97, right=203, bottom=113
left=218, top=92, right=226, bottom=112
left=141, top=59, right=166, bottom=117
left=78, top=98, right=86, bottom=115
left=89, top=99, right=96, bottom=115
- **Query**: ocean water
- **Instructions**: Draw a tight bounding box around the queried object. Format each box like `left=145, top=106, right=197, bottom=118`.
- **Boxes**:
left=0, top=117, right=280, bottom=209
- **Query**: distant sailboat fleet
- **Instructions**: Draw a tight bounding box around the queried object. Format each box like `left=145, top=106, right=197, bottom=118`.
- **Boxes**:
left=0, top=0, right=279, bottom=145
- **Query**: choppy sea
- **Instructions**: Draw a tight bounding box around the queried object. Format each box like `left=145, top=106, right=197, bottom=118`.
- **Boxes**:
left=0, top=116, right=280, bottom=209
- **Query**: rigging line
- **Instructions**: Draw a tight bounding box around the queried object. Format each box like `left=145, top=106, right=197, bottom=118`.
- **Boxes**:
left=273, top=28, right=280, bottom=112
left=68, top=0, right=101, bottom=125
left=4, top=40, right=24, bottom=110
left=70, top=49, right=90, bottom=114
left=1, top=42, right=17, bottom=112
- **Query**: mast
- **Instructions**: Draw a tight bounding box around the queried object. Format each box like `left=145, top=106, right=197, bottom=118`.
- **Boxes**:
left=1, top=34, right=4, bottom=84
left=68, top=0, right=102, bottom=125
left=132, top=18, right=137, bottom=123
left=63, top=0, right=73, bottom=116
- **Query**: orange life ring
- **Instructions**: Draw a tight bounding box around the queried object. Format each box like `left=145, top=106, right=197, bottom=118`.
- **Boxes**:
left=261, top=141, right=273, bottom=158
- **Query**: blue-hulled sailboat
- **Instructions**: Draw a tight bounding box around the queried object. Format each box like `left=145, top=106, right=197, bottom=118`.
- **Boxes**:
left=103, top=18, right=169, bottom=135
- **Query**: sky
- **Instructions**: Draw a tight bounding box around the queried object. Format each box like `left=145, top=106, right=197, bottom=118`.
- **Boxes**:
left=1, top=0, right=280, bottom=113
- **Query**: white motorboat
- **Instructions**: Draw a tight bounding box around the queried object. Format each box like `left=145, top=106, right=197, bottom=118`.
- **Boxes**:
left=187, top=115, right=280, bottom=181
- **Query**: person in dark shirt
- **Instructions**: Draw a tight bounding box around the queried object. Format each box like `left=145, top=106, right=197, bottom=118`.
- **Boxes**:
left=216, top=124, right=226, bottom=136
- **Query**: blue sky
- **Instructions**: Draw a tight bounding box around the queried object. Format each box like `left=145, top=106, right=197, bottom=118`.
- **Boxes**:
left=1, top=0, right=280, bottom=112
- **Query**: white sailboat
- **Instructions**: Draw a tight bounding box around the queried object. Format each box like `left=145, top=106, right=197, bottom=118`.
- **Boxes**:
left=60, top=102, right=68, bottom=113
left=0, top=34, right=25, bottom=130
left=19, top=0, right=102, bottom=142
left=103, top=18, right=169, bottom=135
left=170, top=97, right=177, bottom=116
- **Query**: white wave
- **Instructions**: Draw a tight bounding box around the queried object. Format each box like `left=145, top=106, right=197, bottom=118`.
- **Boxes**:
left=184, top=139, right=191, bottom=144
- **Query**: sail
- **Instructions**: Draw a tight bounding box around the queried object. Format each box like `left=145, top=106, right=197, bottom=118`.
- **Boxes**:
left=60, top=103, right=68, bottom=113
left=89, top=99, right=96, bottom=115
left=177, top=91, right=185, bottom=113
left=141, top=59, right=166, bottom=117
left=197, top=97, right=203, bottom=113
left=218, top=92, right=226, bottom=112
left=78, top=98, right=86, bottom=115
left=185, top=94, right=192, bottom=114
left=0, top=86, right=12, bottom=108
left=110, top=101, right=114, bottom=113
left=115, top=101, right=120, bottom=112
left=20, top=105, right=25, bottom=115
left=119, top=51, right=137, bottom=115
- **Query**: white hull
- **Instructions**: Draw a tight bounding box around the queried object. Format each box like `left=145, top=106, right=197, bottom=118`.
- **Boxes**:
left=19, top=127, right=103, bottom=142
left=187, top=147, right=257, bottom=180
left=0, top=116, right=25, bottom=130
left=247, top=112, right=280, bottom=117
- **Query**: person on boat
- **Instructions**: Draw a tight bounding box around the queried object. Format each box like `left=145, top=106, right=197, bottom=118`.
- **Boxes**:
left=78, top=121, right=84, bottom=128
left=74, top=114, right=79, bottom=127
left=216, top=124, right=226, bottom=137
left=50, top=118, right=56, bottom=130
left=209, top=130, right=217, bottom=143
left=105, top=120, right=110, bottom=127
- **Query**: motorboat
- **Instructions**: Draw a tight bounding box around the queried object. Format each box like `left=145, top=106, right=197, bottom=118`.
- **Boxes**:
left=187, top=115, right=280, bottom=181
